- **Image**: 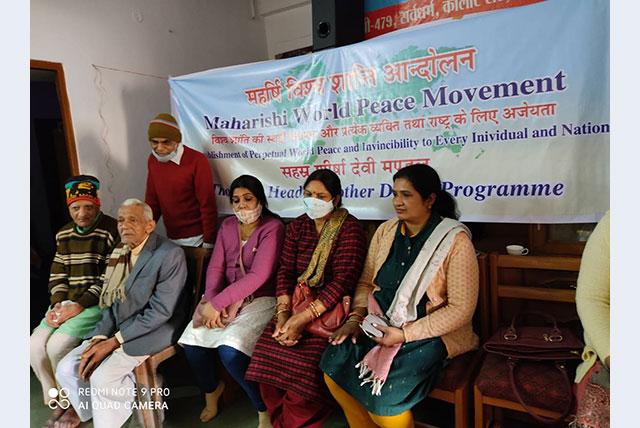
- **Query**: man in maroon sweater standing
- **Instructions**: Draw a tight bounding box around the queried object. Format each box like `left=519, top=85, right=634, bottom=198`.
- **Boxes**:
left=145, top=113, right=217, bottom=248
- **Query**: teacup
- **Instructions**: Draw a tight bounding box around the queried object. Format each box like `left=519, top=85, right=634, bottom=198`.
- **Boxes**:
left=576, top=229, right=592, bottom=242
left=506, top=244, right=529, bottom=256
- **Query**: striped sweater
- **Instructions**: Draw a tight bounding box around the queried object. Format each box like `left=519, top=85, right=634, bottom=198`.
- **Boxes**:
left=48, top=212, right=120, bottom=308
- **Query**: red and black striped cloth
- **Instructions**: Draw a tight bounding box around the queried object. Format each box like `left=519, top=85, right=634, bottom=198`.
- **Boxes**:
left=246, top=213, right=367, bottom=403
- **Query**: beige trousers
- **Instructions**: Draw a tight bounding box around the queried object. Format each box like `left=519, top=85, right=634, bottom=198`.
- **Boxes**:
left=30, top=326, right=80, bottom=404
left=55, top=340, right=147, bottom=428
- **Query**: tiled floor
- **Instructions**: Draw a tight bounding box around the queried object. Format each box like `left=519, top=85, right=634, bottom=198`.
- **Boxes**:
left=30, top=372, right=348, bottom=428
left=32, top=362, right=463, bottom=428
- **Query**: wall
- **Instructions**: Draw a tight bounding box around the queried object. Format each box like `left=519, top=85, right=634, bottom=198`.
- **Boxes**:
left=31, top=0, right=269, bottom=216
left=258, top=0, right=312, bottom=58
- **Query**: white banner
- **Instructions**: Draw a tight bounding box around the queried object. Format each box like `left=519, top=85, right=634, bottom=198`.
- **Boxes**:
left=169, top=0, right=609, bottom=222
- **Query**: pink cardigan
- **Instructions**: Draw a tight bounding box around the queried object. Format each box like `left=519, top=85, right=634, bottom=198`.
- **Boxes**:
left=204, top=216, right=285, bottom=311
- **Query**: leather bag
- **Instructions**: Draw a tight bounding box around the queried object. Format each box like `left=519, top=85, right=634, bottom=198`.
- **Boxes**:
left=291, top=279, right=350, bottom=339
left=483, top=311, right=583, bottom=425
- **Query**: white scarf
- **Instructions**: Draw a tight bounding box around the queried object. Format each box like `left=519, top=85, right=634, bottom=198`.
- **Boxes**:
left=356, top=218, right=471, bottom=395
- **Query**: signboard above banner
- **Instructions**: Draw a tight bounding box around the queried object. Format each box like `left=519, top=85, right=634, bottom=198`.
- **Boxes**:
left=169, top=0, right=609, bottom=223
left=363, top=0, right=545, bottom=39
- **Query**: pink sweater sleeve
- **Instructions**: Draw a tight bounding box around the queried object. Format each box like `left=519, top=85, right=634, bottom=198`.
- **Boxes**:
left=209, top=220, right=285, bottom=311
left=203, top=223, right=227, bottom=303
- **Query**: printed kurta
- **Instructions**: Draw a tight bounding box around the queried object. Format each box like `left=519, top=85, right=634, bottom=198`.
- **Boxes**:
left=246, top=213, right=367, bottom=403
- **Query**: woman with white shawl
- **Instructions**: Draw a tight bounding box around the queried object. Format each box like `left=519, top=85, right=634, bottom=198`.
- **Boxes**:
left=320, top=164, right=480, bottom=428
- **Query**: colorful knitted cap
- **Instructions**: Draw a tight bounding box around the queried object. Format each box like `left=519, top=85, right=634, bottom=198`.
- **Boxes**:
left=148, top=113, right=182, bottom=143
left=65, top=175, right=100, bottom=207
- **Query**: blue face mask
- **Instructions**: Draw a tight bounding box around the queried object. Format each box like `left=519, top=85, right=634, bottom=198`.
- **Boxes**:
left=151, top=149, right=178, bottom=163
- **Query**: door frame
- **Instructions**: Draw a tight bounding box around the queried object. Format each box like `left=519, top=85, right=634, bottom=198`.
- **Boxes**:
left=31, top=59, right=79, bottom=175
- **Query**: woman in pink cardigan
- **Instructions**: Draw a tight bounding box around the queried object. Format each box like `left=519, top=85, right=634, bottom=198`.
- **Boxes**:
left=178, top=175, right=285, bottom=427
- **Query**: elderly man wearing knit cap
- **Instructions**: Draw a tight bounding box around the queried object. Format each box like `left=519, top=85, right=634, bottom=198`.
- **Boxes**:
left=29, top=175, right=119, bottom=416
left=145, top=113, right=218, bottom=248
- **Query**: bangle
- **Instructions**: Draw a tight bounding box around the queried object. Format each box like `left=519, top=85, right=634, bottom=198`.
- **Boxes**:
left=309, top=302, right=320, bottom=318
left=347, top=314, right=364, bottom=323
left=273, top=308, right=290, bottom=320
left=347, top=312, right=365, bottom=321
left=274, top=303, right=290, bottom=313
left=346, top=318, right=362, bottom=325
left=308, top=301, right=320, bottom=319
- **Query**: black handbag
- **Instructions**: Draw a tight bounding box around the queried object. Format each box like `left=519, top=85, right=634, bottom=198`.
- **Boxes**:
left=484, top=311, right=584, bottom=425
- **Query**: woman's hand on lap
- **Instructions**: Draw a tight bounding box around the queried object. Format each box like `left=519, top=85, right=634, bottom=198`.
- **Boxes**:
left=371, top=325, right=406, bottom=347
left=272, top=312, right=290, bottom=338
left=201, top=302, right=224, bottom=328
left=329, top=321, right=362, bottom=345
left=275, top=312, right=308, bottom=346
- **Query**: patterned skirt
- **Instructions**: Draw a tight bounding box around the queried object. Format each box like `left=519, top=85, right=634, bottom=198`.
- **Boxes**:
left=245, top=320, right=335, bottom=403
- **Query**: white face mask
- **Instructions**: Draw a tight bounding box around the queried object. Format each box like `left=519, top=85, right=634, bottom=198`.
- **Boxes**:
left=151, top=149, right=178, bottom=163
left=303, top=197, right=334, bottom=219
left=234, top=204, right=262, bottom=225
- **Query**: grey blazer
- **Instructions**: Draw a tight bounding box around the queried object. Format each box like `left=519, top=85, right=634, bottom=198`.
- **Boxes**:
left=89, top=232, right=188, bottom=356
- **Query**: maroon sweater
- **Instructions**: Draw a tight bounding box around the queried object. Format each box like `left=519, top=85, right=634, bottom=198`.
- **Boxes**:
left=145, top=145, right=217, bottom=244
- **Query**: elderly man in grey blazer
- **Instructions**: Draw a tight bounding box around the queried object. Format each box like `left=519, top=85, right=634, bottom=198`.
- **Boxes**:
left=51, top=198, right=188, bottom=428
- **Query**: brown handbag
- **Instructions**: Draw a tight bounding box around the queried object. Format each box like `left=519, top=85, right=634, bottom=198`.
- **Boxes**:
left=484, top=311, right=584, bottom=425
left=291, top=279, right=351, bottom=339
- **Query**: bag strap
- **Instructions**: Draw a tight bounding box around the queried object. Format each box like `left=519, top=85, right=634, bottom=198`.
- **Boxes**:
left=227, top=226, right=252, bottom=310
left=238, top=244, right=247, bottom=277
left=505, top=311, right=563, bottom=342
left=235, top=225, right=248, bottom=277
left=507, top=359, right=573, bottom=425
